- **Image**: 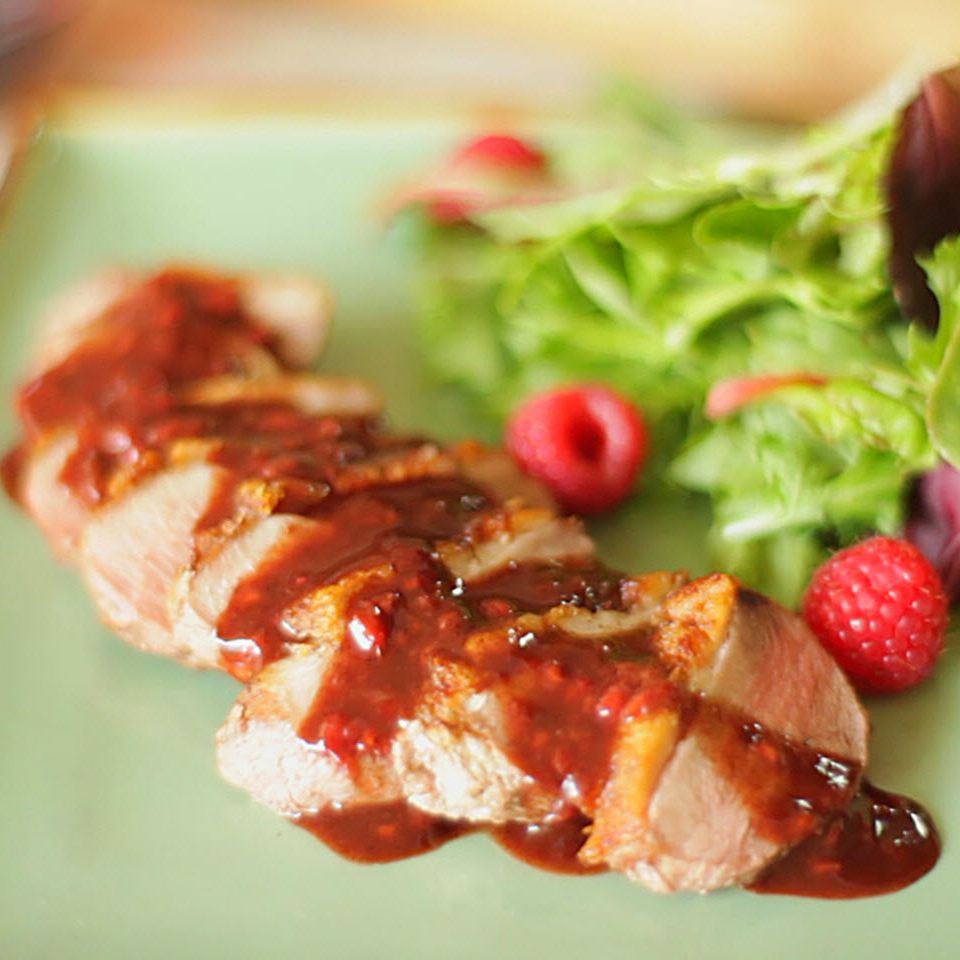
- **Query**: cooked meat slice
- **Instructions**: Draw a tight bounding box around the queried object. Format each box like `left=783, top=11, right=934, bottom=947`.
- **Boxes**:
left=182, top=374, right=381, bottom=418
left=24, top=270, right=329, bottom=423
left=541, top=571, right=682, bottom=638
left=581, top=577, right=869, bottom=892
left=577, top=709, right=682, bottom=879
left=238, top=273, right=332, bottom=370
left=79, top=462, right=226, bottom=660
left=36, top=269, right=330, bottom=374
left=17, top=432, right=88, bottom=561
left=688, top=580, right=868, bottom=760
left=393, top=655, right=559, bottom=823
left=216, top=569, right=404, bottom=814
left=453, top=441, right=555, bottom=511
left=651, top=575, right=869, bottom=761
left=438, top=504, right=594, bottom=582
left=623, top=733, right=781, bottom=893
left=217, top=645, right=401, bottom=814
left=27, top=270, right=277, bottom=387
left=328, top=443, right=457, bottom=494
left=27, top=268, right=137, bottom=376
left=583, top=719, right=783, bottom=893
left=171, top=513, right=317, bottom=670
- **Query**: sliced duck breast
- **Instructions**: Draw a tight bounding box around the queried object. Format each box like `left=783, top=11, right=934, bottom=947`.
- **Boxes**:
left=5, top=268, right=886, bottom=897
left=79, top=462, right=227, bottom=661
left=581, top=576, right=869, bottom=892
left=216, top=569, right=407, bottom=813
left=16, top=432, right=88, bottom=560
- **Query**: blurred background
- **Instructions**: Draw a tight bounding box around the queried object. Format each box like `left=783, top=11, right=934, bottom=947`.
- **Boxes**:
left=2, top=0, right=960, bottom=180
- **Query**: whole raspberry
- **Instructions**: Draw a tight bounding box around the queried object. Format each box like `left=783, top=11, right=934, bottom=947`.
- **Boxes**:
left=803, top=536, right=949, bottom=694
left=505, top=385, right=648, bottom=515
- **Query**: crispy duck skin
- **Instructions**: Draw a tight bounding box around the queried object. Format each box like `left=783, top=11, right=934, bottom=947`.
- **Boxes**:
left=6, top=268, right=870, bottom=894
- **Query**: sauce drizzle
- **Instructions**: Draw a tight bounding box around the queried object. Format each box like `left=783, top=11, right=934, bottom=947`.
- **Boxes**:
left=299, top=802, right=471, bottom=863
left=749, top=782, right=941, bottom=898
left=493, top=811, right=605, bottom=875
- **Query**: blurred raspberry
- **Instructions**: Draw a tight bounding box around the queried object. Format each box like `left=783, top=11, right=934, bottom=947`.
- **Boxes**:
left=389, top=132, right=553, bottom=224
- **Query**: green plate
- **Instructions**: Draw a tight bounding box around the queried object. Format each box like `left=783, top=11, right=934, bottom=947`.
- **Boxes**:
left=1, top=100, right=958, bottom=960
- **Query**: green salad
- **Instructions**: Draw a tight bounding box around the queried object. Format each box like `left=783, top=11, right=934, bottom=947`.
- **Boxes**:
left=403, top=68, right=960, bottom=605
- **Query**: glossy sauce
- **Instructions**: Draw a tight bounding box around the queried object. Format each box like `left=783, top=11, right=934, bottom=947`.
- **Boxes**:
left=299, top=802, right=471, bottom=863
left=216, top=477, right=487, bottom=682
left=749, top=782, right=941, bottom=898
left=696, top=702, right=859, bottom=846
left=467, top=627, right=670, bottom=808
left=493, top=811, right=604, bottom=875
left=6, top=269, right=942, bottom=897
left=462, top=560, right=624, bottom=617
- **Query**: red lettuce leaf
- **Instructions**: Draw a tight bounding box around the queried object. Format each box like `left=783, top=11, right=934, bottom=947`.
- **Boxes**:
left=886, top=67, right=960, bottom=328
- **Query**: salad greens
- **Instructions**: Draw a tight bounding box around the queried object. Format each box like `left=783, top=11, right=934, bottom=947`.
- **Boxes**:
left=406, top=70, right=960, bottom=605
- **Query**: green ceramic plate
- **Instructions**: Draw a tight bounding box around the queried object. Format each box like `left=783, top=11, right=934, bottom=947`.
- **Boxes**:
left=1, top=100, right=958, bottom=960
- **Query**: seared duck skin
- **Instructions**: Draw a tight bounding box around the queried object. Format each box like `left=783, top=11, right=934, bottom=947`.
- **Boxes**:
left=4, top=268, right=872, bottom=893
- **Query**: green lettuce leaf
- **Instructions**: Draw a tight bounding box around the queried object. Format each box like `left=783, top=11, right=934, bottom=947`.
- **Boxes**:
left=404, top=77, right=960, bottom=605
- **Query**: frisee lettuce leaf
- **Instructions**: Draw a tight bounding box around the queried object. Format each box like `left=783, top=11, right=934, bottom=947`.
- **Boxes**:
left=404, top=80, right=960, bottom=605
